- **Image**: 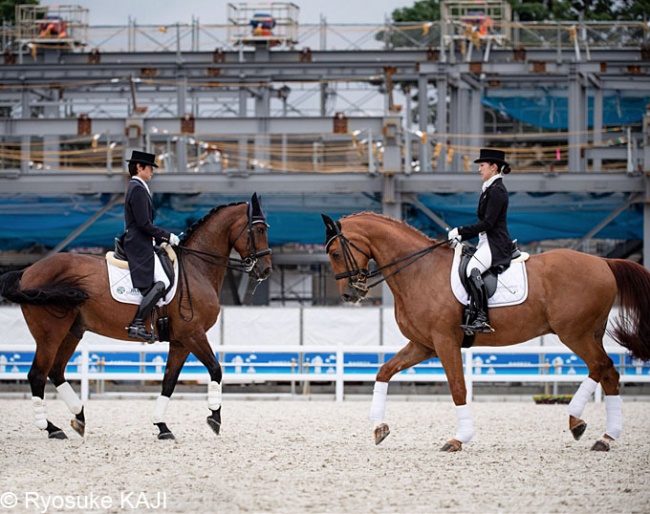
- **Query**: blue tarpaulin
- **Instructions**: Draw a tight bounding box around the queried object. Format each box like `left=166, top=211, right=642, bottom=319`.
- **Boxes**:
left=0, top=191, right=642, bottom=251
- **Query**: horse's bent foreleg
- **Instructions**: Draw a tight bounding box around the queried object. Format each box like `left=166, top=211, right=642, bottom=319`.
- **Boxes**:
left=49, top=332, right=85, bottom=436
left=436, top=340, right=473, bottom=452
left=153, top=341, right=191, bottom=440
left=371, top=341, right=436, bottom=445
left=181, top=334, right=223, bottom=436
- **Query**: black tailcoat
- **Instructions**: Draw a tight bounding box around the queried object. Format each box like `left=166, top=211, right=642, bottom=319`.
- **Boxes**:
left=458, top=177, right=512, bottom=272
left=123, top=178, right=171, bottom=290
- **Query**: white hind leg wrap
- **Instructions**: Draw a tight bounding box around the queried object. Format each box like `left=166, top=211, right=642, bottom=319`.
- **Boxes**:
left=208, top=381, right=222, bottom=411
left=369, top=381, right=388, bottom=422
left=454, top=404, right=475, bottom=444
left=32, top=396, right=48, bottom=430
left=567, top=377, right=598, bottom=418
left=56, top=382, right=83, bottom=415
left=152, top=395, right=170, bottom=424
left=605, top=395, right=623, bottom=440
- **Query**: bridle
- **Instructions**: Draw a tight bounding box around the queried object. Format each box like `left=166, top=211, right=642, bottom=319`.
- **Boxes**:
left=175, top=204, right=272, bottom=321
left=326, top=229, right=445, bottom=300
left=178, top=205, right=272, bottom=275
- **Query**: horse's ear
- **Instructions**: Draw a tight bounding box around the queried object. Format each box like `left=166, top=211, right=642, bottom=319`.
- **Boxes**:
left=321, top=214, right=341, bottom=248
left=250, top=192, right=266, bottom=223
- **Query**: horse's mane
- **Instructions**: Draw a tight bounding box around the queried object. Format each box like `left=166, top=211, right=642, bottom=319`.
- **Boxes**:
left=342, top=212, right=437, bottom=243
left=181, top=201, right=246, bottom=243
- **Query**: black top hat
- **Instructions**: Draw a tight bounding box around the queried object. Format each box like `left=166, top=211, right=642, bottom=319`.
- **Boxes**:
left=127, top=150, right=158, bottom=168
left=474, top=148, right=508, bottom=167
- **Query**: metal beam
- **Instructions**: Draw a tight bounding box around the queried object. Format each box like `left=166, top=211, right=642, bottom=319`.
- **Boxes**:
left=0, top=171, right=644, bottom=195
left=45, top=193, right=124, bottom=255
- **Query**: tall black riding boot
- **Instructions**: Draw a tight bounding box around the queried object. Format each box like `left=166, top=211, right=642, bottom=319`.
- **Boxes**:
left=460, top=268, right=494, bottom=334
left=127, top=281, right=166, bottom=343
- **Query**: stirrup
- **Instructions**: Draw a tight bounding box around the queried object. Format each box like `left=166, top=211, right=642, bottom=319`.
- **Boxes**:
left=460, top=319, right=494, bottom=334
left=127, top=323, right=156, bottom=343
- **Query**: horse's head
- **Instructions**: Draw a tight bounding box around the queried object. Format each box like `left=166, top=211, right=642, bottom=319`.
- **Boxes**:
left=231, top=193, right=273, bottom=281
left=322, top=214, right=372, bottom=303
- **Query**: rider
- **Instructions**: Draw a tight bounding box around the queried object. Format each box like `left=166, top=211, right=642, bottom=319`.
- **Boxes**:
left=447, top=148, right=513, bottom=334
left=123, top=150, right=180, bottom=343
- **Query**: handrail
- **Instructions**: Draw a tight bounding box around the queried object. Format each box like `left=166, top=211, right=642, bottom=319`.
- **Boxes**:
left=1, top=342, right=647, bottom=402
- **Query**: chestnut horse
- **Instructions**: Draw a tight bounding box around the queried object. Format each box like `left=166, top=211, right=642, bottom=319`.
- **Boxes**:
left=322, top=212, right=650, bottom=452
left=0, top=193, right=272, bottom=440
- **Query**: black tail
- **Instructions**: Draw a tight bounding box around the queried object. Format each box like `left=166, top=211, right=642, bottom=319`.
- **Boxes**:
left=0, top=270, right=89, bottom=308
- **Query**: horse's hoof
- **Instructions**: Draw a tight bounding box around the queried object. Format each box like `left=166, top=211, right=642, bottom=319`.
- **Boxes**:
left=45, top=421, right=67, bottom=440
left=374, top=423, right=390, bottom=445
left=154, top=422, right=175, bottom=440
left=440, top=439, right=462, bottom=452
left=570, top=420, right=587, bottom=441
left=48, top=430, right=67, bottom=440
left=590, top=438, right=610, bottom=452
left=70, top=419, right=85, bottom=437
left=206, top=416, right=221, bottom=435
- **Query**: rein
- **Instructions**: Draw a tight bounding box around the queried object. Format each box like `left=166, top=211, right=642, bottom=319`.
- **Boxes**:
left=174, top=211, right=272, bottom=321
left=331, top=233, right=447, bottom=295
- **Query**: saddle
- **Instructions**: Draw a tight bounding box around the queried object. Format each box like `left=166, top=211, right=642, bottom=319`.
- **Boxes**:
left=458, top=240, right=522, bottom=300
left=111, top=234, right=176, bottom=292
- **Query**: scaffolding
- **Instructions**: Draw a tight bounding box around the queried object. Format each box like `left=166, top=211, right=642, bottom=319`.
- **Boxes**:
left=15, top=3, right=88, bottom=50
left=440, top=0, right=511, bottom=55
left=227, top=2, right=299, bottom=48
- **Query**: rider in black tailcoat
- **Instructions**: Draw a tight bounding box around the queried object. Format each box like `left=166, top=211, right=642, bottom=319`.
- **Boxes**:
left=123, top=150, right=179, bottom=342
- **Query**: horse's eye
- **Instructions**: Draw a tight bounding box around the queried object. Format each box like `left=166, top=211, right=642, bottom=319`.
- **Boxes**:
left=332, top=251, right=341, bottom=260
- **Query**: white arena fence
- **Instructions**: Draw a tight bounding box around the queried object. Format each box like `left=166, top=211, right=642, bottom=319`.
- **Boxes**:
left=1, top=306, right=649, bottom=402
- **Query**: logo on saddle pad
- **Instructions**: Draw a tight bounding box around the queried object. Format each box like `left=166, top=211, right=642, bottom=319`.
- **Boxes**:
left=450, top=245, right=529, bottom=308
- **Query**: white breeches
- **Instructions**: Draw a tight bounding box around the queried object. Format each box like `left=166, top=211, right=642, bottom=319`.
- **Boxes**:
left=466, top=233, right=492, bottom=277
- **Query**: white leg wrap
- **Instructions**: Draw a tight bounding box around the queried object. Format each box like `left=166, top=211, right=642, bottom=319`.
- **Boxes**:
left=207, top=381, right=222, bottom=411
left=454, top=404, right=475, bottom=444
left=56, top=382, right=83, bottom=415
left=32, top=396, right=48, bottom=430
left=369, top=381, right=388, bottom=422
left=151, top=395, right=170, bottom=424
left=567, top=377, right=598, bottom=418
left=605, top=395, right=623, bottom=440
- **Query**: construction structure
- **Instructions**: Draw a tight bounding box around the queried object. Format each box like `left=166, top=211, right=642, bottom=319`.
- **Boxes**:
left=0, top=2, right=649, bottom=305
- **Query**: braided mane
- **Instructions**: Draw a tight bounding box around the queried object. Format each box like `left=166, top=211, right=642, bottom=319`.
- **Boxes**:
left=181, top=201, right=246, bottom=243
left=342, top=212, right=437, bottom=243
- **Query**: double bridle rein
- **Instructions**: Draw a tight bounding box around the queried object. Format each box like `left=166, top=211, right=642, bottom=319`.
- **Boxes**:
left=175, top=210, right=272, bottom=320
left=178, top=214, right=271, bottom=274
left=327, top=231, right=446, bottom=299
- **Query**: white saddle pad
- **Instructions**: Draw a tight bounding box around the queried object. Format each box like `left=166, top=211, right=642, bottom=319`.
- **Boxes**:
left=450, top=245, right=529, bottom=308
left=106, top=248, right=179, bottom=306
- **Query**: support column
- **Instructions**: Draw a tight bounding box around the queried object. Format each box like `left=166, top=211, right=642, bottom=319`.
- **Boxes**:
left=176, top=74, right=188, bottom=173
left=418, top=74, right=430, bottom=172
left=435, top=71, right=448, bottom=172
left=568, top=66, right=586, bottom=172
left=592, top=82, right=603, bottom=172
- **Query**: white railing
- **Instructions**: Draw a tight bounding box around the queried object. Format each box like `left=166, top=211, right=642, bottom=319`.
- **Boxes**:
left=1, top=342, right=648, bottom=402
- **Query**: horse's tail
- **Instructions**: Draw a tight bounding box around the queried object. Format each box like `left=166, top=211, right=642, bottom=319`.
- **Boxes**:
left=606, top=259, right=650, bottom=361
left=0, top=269, right=89, bottom=308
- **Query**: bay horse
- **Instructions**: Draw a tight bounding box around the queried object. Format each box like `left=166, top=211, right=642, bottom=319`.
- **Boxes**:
left=322, top=212, right=650, bottom=452
left=0, top=193, right=272, bottom=440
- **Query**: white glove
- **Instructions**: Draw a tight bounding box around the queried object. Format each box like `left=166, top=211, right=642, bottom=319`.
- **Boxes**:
left=447, top=227, right=461, bottom=248
left=169, top=233, right=180, bottom=246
